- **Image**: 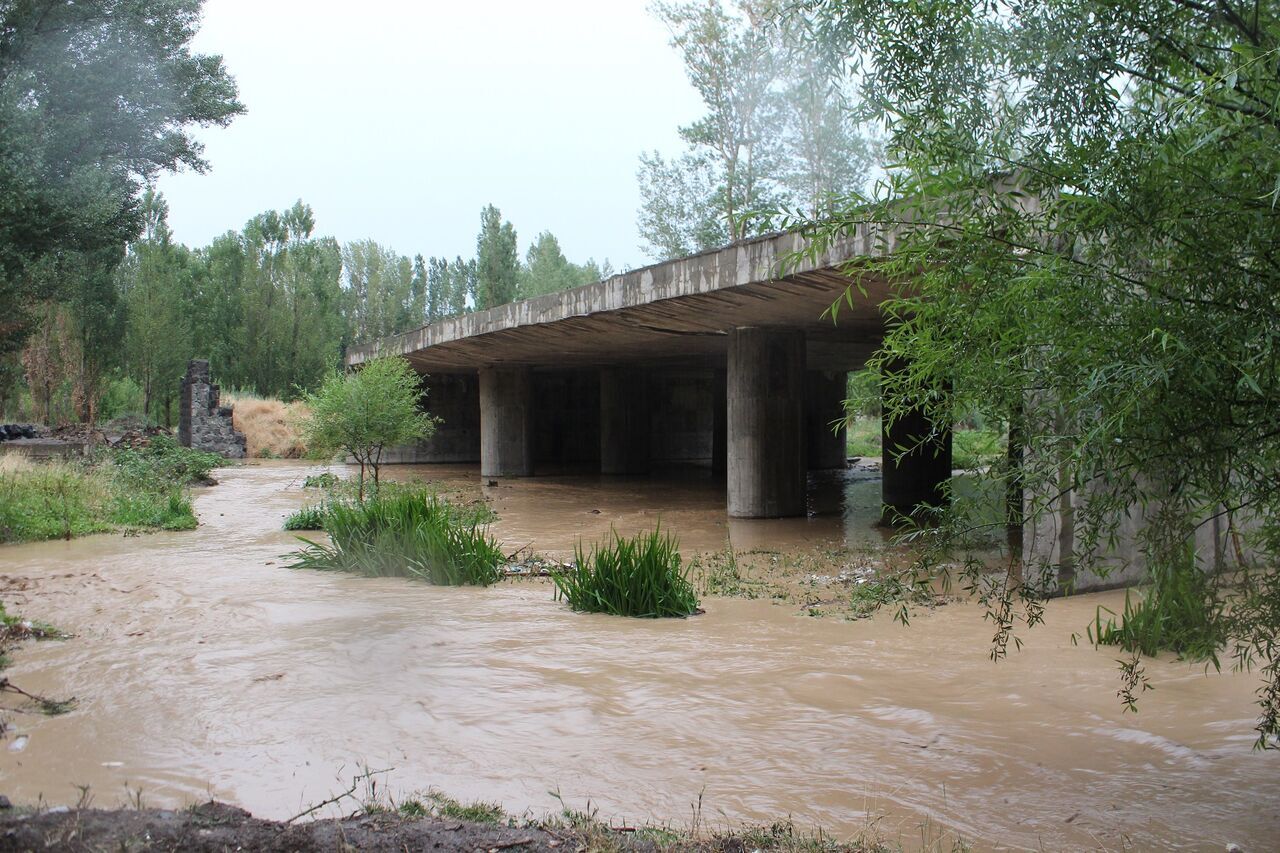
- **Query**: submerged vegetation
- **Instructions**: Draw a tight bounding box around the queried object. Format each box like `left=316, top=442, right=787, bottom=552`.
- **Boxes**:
left=553, top=528, right=699, bottom=618
left=0, top=437, right=225, bottom=544
left=285, top=487, right=503, bottom=586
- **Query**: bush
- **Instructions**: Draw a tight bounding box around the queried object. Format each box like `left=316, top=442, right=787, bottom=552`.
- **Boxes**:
left=111, top=434, right=224, bottom=487
left=285, top=488, right=503, bottom=586
left=552, top=528, right=699, bottom=618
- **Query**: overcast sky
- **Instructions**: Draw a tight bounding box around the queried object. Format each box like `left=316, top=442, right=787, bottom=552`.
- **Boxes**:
left=155, top=0, right=703, bottom=271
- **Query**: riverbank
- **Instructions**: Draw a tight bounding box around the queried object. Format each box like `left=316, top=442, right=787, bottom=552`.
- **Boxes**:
left=0, top=800, right=884, bottom=852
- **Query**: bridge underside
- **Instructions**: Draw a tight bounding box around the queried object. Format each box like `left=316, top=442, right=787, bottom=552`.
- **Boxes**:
left=351, top=231, right=950, bottom=520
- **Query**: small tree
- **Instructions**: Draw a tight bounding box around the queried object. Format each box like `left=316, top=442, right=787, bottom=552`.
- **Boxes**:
left=300, top=358, right=436, bottom=500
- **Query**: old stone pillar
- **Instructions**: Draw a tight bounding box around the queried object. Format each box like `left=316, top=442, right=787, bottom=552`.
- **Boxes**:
left=806, top=370, right=848, bottom=470
left=479, top=366, right=533, bottom=478
left=599, top=366, right=650, bottom=475
left=727, top=327, right=806, bottom=518
left=880, top=361, right=952, bottom=523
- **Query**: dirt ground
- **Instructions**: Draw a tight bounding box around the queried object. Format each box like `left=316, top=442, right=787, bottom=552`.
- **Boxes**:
left=0, top=802, right=874, bottom=852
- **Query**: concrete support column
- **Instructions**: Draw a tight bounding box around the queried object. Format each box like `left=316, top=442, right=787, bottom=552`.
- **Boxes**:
left=881, top=362, right=952, bottom=522
left=479, top=367, right=533, bottom=478
left=711, top=368, right=727, bottom=475
left=727, top=327, right=806, bottom=518
left=600, top=367, right=650, bottom=475
left=806, top=370, right=848, bottom=470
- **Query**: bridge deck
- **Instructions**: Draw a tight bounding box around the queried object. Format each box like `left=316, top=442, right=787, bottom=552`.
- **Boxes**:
left=345, top=225, right=895, bottom=373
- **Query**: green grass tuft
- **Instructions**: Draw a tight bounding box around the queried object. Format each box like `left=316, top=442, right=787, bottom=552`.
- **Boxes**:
left=1089, top=555, right=1224, bottom=660
left=552, top=527, right=699, bottom=618
left=283, top=504, right=327, bottom=531
left=284, top=488, right=504, bottom=586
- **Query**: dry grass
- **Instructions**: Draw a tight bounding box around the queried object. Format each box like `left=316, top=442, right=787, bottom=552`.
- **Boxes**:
left=0, top=453, right=36, bottom=475
left=225, top=394, right=310, bottom=459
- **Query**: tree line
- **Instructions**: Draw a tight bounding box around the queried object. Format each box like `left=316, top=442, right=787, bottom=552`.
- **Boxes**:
left=5, top=193, right=611, bottom=425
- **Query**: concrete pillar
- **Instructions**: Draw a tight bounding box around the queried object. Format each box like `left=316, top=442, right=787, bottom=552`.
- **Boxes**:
left=600, top=367, right=650, bottom=474
left=880, top=366, right=952, bottom=522
left=711, top=368, right=727, bottom=475
left=479, top=367, right=533, bottom=478
left=727, top=327, right=806, bottom=518
left=806, top=370, right=848, bottom=470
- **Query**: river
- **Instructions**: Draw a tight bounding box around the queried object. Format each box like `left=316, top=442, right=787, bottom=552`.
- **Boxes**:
left=1, top=461, right=1275, bottom=850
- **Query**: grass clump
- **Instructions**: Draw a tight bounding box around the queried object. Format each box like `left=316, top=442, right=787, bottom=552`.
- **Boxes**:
left=303, top=471, right=339, bottom=489
left=552, top=527, right=699, bottom=618
left=283, top=505, right=327, bottom=531
left=285, top=488, right=504, bottom=586
left=1089, top=554, right=1224, bottom=660
left=423, top=791, right=505, bottom=824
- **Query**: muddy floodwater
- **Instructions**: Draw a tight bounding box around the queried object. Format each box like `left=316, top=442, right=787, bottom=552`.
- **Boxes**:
left=1, top=461, right=1277, bottom=850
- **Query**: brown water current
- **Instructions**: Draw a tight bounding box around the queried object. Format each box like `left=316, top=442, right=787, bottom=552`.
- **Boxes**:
left=1, top=461, right=1276, bottom=850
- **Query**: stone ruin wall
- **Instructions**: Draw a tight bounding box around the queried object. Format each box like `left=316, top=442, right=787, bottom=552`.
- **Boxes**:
left=179, top=360, right=246, bottom=459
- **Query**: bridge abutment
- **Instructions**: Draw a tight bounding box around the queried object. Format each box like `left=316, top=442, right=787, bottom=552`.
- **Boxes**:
left=727, top=327, right=806, bottom=518
left=479, top=367, right=534, bottom=477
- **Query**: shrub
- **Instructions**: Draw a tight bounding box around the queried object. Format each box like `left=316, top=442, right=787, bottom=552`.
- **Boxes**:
left=285, top=488, right=503, bottom=586
left=298, top=358, right=436, bottom=500
left=552, top=527, right=699, bottom=618
left=111, top=434, right=224, bottom=487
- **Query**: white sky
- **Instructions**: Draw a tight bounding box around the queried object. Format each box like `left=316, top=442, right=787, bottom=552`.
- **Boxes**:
left=155, top=0, right=703, bottom=271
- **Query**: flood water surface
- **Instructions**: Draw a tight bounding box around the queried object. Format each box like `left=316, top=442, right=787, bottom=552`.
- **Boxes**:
left=1, top=462, right=1276, bottom=850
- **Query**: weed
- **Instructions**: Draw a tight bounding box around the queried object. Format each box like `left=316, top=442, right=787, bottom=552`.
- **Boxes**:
left=552, top=527, right=699, bottom=618
left=285, top=488, right=504, bottom=586
left=426, top=791, right=505, bottom=824
left=693, top=544, right=765, bottom=599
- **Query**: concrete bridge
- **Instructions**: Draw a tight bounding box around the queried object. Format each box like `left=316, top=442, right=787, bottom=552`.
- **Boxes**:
left=346, top=225, right=951, bottom=522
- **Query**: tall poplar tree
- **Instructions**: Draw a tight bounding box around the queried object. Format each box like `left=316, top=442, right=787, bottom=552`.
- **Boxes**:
left=475, top=205, right=519, bottom=310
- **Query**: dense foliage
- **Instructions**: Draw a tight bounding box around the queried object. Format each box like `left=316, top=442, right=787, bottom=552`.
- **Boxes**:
left=0, top=0, right=242, bottom=356
left=2, top=194, right=611, bottom=425
left=553, top=528, right=700, bottom=618
left=786, top=0, right=1280, bottom=744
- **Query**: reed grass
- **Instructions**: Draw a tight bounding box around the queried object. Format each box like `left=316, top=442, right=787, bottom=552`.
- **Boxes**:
left=283, top=504, right=327, bottom=531
left=1089, top=557, right=1224, bottom=660
left=285, top=488, right=503, bottom=586
left=552, top=527, right=699, bottom=618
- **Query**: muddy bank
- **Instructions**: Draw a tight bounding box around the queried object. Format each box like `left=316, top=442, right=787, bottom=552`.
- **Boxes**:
left=1, top=462, right=1277, bottom=851
left=0, top=801, right=862, bottom=852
